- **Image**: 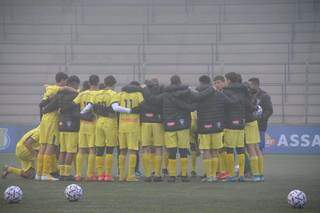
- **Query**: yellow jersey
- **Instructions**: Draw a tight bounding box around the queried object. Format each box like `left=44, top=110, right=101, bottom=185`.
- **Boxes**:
left=41, top=85, right=61, bottom=123
left=16, top=127, right=40, bottom=151
left=73, top=89, right=99, bottom=133
left=93, top=89, right=120, bottom=119
left=118, top=91, right=144, bottom=133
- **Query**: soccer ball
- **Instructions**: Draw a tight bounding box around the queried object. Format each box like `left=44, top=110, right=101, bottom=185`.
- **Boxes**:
left=287, top=189, right=307, bottom=208
left=64, top=184, right=83, bottom=202
left=4, top=186, right=23, bottom=203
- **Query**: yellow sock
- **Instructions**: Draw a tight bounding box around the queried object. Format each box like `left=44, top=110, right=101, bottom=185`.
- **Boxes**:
left=258, top=156, right=264, bottom=175
left=119, top=154, right=126, bottom=180
left=180, top=158, right=188, bottom=177
left=105, top=154, right=113, bottom=176
left=250, top=156, right=259, bottom=176
left=163, top=151, right=168, bottom=169
left=154, top=155, right=162, bottom=177
left=76, top=153, right=86, bottom=177
left=191, top=151, right=197, bottom=172
left=168, top=159, right=177, bottom=177
left=212, top=157, right=219, bottom=178
left=222, top=152, right=227, bottom=171
left=238, top=153, right=245, bottom=177
left=7, top=167, right=22, bottom=176
left=64, top=165, right=72, bottom=176
left=59, top=165, right=65, bottom=176
left=36, top=154, right=44, bottom=176
left=128, top=154, right=137, bottom=178
left=50, top=155, right=58, bottom=174
left=226, top=153, right=234, bottom=176
left=95, top=156, right=104, bottom=176
left=42, top=154, right=52, bottom=176
left=203, top=159, right=211, bottom=177
left=142, top=153, right=151, bottom=177
left=87, top=153, right=95, bottom=177
left=150, top=152, right=155, bottom=173
left=219, top=152, right=226, bottom=172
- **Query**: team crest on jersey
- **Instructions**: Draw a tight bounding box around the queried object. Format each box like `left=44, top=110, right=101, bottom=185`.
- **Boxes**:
left=167, top=121, right=175, bottom=127
left=179, top=119, right=185, bottom=125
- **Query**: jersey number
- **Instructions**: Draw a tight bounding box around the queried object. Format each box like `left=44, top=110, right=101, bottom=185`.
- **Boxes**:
left=124, top=99, right=133, bottom=108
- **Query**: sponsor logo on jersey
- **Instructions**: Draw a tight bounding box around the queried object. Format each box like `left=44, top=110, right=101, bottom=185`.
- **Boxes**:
left=145, top=113, right=154, bottom=118
left=167, top=121, right=175, bottom=127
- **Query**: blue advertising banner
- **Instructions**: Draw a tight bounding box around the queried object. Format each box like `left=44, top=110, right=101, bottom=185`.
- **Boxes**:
left=264, top=125, right=320, bottom=154
left=0, top=124, right=319, bottom=154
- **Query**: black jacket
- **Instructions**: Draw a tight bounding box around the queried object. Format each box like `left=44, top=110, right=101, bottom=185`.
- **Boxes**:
left=43, top=90, right=80, bottom=132
left=144, top=84, right=213, bottom=132
left=255, top=89, right=273, bottom=131
left=223, top=82, right=248, bottom=130
left=140, top=84, right=163, bottom=123
left=196, top=84, right=235, bottom=134
left=244, top=86, right=259, bottom=123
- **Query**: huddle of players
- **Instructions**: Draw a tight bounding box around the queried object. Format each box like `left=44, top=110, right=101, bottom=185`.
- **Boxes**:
left=2, top=71, right=270, bottom=183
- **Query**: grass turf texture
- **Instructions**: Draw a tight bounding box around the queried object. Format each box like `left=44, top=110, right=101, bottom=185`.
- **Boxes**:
left=0, top=154, right=319, bottom=213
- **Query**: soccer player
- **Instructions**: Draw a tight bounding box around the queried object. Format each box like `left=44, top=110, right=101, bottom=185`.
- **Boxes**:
left=42, top=75, right=81, bottom=180
left=36, top=72, right=71, bottom=181
left=118, top=81, right=144, bottom=182
left=196, top=75, right=234, bottom=182
left=93, top=75, right=131, bottom=181
left=248, top=78, right=273, bottom=181
left=213, top=75, right=229, bottom=179
left=73, top=75, right=100, bottom=181
left=140, top=79, right=164, bottom=182
left=2, top=127, right=40, bottom=179
left=223, top=72, right=248, bottom=182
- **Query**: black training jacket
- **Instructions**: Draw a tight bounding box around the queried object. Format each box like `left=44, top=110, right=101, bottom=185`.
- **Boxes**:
left=255, top=89, right=273, bottom=131
left=223, top=82, right=248, bottom=130
left=140, top=84, right=164, bottom=123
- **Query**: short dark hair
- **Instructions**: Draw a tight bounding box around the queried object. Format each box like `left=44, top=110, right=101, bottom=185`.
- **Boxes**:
left=213, top=75, right=225, bottom=82
left=236, top=73, right=242, bottom=83
left=170, top=75, right=181, bottom=85
left=199, top=75, right=211, bottom=84
left=89, top=75, right=99, bottom=86
left=248, top=77, right=260, bottom=86
left=67, top=75, right=80, bottom=85
left=81, top=80, right=90, bottom=91
left=225, top=72, right=239, bottom=83
left=130, top=81, right=140, bottom=86
left=104, top=75, right=117, bottom=87
left=55, top=72, right=68, bottom=83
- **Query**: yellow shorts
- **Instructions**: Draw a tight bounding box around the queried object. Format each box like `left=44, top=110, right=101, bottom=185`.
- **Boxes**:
left=59, top=132, right=78, bottom=153
left=224, top=129, right=245, bottom=148
left=16, top=145, right=35, bottom=172
left=199, top=132, right=223, bottom=150
left=79, top=132, right=95, bottom=148
left=95, top=118, right=118, bottom=147
left=164, top=129, right=190, bottom=149
left=39, top=114, right=59, bottom=146
left=119, top=131, right=139, bottom=150
left=141, top=123, right=164, bottom=147
left=245, top=120, right=260, bottom=144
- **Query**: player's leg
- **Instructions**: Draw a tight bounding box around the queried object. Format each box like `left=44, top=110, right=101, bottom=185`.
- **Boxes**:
left=127, top=132, right=140, bottom=182
left=42, top=142, right=59, bottom=181
left=118, top=133, right=127, bottom=181
left=224, top=129, right=237, bottom=181
left=95, top=122, right=106, bottom=181
left=165, top=131, right=178, bottom=182
left=87, top=134, right=96, bottom=180
left=255, top=145, right=264, bottom=181
left=199, top=134, right=211, bottom=181
left=62, top=133, right=78, bottom=180
left=76, top=132, right=88, bottom=181
left=162, top=147, right=169, bottom=176
left=190, top=141, right=198, bottom=177
left=141, top=123, right=152, bottom=181
left=152, top=123, right=163, bottom=181
left=177, top=129, right=190, bottom=182
left=211, top=132, right=223, bottom=182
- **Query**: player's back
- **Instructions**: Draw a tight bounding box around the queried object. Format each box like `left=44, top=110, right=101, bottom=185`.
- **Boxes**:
left=94, top=89, right=119, bottom=121
left=118, top=87, right=143, bottom=133
left=41, top=85, right=61, bottom=121
left=17, top=127, right=40, bottom=150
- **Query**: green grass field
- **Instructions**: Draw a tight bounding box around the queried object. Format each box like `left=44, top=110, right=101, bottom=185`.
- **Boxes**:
left=0, top=154, right=319, bottom=213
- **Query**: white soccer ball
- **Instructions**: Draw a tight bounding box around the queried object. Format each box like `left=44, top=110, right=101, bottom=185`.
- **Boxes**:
left=4, top=186, right=23, bottom=203
left=287, top=189, right=307, bottom=208
left=64, top=184, right=83, bottom=202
